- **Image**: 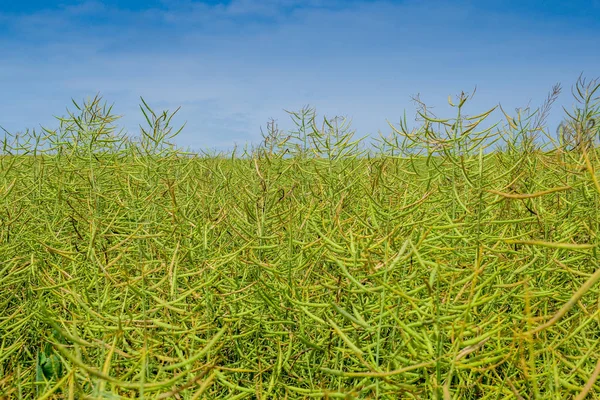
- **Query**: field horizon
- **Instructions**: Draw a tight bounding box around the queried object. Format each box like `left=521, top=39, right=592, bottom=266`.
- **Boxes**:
left=2, top=78, right=600, bottom=399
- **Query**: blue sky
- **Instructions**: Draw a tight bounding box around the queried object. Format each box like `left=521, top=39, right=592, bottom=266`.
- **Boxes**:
left=1, top=0, right=599, bottom=152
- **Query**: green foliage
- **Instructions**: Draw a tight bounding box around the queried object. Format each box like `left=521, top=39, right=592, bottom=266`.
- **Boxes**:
left=1, top=80, right=600, bottom=399
left=556, top=75, right=600, bottom=151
